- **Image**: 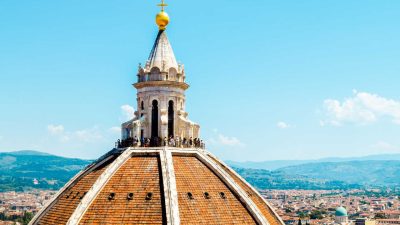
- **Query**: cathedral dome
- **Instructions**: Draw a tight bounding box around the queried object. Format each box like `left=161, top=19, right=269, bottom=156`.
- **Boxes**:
left=335, top=207, right=348, bottom=217
left=30, top=148, right=284, bottom=225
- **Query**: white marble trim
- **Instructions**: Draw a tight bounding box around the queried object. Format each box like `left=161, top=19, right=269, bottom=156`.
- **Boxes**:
left=29, top=155, right=114, bottom=225
left=205, top=150, right=285, bottom=225
left=195, top=151, right=270, bottom=225
left=160, top=147, right=180, bottom=225
left=66, top=149, right=134, bottom=225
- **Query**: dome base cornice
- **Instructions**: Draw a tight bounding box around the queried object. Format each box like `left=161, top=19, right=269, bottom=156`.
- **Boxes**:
left=133, top=80, right=189, bottom=90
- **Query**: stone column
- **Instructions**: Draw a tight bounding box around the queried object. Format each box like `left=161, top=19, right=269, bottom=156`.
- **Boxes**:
left=161, top=108, right=168, bottom=139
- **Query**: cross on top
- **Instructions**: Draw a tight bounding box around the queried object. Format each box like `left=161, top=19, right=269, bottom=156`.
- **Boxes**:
left=157, top=0, right=168, bottom=11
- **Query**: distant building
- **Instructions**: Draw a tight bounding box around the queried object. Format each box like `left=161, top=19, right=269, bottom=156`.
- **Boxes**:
left=0, top=222, right=21, bottom=225
left=336, top=207, right=349, bottom=224
left=281, top=216, right=297, bottom=225
left=376, top=219, right=400, bottom=225
left=355, top=218, right=376, bottom=225
left=381, top=210, right=400, bottom=219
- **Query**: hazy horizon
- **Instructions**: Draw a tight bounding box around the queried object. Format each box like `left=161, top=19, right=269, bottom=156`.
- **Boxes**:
left=2, top=149, right=400, bottom=163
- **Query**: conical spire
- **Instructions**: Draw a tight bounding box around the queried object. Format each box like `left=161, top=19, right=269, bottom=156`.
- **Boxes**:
left=146, top=30, right=179, bottom=72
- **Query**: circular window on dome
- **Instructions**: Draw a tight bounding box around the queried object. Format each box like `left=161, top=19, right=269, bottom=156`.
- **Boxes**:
left=65, top=191, right=73, bottom=199
left=108, top=192, right=116, bottom=201
left=187, top=192, right=194, bottom=200
left=80, top=192, right=87, bottom=200
left=127, top=193, right=134, bottom=200
left=73, top=192, right=80, bottom=199
left=146, top=192, right=153, bottom=200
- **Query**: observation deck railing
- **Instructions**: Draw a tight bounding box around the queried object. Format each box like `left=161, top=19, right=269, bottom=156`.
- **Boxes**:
left=116, top=137, right=205, bottom=149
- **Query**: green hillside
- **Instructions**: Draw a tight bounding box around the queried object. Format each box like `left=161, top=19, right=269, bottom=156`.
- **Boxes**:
left=277, top=160, right=400, bottom=187
left=227, top=154, right=400, bottom=170
left=233, top=167, right=361, bottom=190
left=0, top=151, right=92, bottom=192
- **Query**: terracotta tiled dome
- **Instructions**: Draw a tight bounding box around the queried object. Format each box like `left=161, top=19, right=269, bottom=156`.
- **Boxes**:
left=30, top=148, right=284, bottom=225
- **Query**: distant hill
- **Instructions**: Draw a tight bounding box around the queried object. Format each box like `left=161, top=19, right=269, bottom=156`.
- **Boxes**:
left=227, top=160, right=315, bottom=171
left=0, top=150, right=92, bottom=192
left=3, top=150, right=52, bottom=156
left=227, top=154, right=400, bottom=170
left=233, top=167, right=361, bottom=190
left=277, top=160, right=400, bottom=187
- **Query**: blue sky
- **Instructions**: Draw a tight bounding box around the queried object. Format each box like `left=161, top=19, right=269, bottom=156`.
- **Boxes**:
left=1, top=0, right=400, bottom=161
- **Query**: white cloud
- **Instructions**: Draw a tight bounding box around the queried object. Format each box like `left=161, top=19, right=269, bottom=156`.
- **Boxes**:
left=109, top=126, right=121, bottom=134
left=74, top=128, right=103, bottom=142
left=47, top=124, right=70, bottom=142
left=322, top=90, right=400, bottom=126
left=218, top=134, right=243, bottom=146
left=371, top=141, right=399, bottom=153
left=277, top=121, right=290, bottom=129
left=47, top=125, right=103, bottom=143
left=121, top=105, right=135, bottom=120
left=59, top=135, right=70, bottom=142
left=373, top=141, right=395, bottom=150
left=47, top=125, right=65, bottom=135
left=208, top=130, right=245, bottom=147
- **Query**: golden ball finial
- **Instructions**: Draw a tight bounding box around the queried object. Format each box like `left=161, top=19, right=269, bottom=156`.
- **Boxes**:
left=156, top=11, right=169, bottom=30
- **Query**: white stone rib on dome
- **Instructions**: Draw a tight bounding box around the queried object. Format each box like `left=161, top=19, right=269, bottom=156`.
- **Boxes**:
left=147, top=30, right=179, bottom=72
